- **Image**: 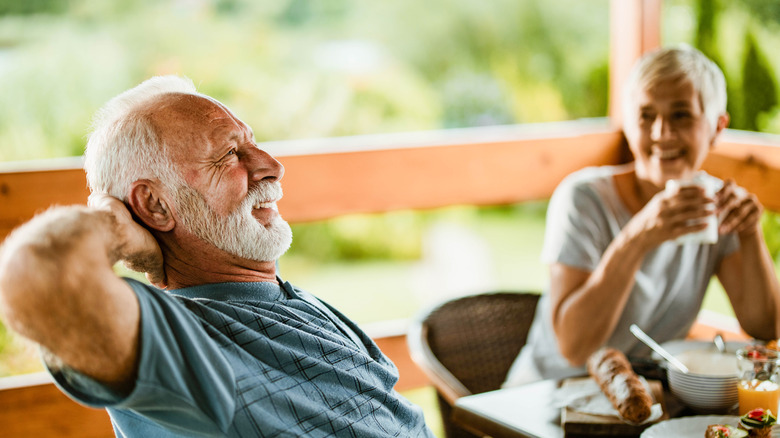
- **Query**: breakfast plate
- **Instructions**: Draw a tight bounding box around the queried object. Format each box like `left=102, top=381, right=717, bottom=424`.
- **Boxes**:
left=640, top=415, right=779, bottom=437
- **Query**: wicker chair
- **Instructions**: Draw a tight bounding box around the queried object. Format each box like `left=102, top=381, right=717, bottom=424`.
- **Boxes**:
left=407, top=291, right=540, bottom=438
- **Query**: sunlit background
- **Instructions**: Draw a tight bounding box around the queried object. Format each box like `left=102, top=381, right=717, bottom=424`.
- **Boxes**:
left=2, top=1, right=780, bottom=434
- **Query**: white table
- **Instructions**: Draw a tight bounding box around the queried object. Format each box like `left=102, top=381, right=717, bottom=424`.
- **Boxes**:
left=453, top=379, right=565, bottom=438
left=452, top=378, right=684, bottom=438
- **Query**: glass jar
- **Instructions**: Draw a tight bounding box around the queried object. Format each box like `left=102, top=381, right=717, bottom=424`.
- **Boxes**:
left=737, top=345, right=780, bottom=415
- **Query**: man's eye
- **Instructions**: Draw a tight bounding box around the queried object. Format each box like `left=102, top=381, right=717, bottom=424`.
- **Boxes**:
left=226, top=149, right=237, bottom=156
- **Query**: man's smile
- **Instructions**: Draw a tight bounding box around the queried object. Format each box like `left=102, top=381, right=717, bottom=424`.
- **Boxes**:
left=253, top=200, right=278, bottom=209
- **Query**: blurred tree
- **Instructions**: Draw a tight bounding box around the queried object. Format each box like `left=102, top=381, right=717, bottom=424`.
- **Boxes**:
left=694, top=0, right=719, bottom=59
left=440, top=71, right=514, bottom=128
left=740, top=31, right=778, bottom=132
left=276, top=0, right=349, bottom=27
left=0, top=0, right=67, bottom=15
left=580, top=61, right=609, bottom=118
left=0, top=0, right=610, bottom=160
left=288, top=211, right=425, bottom=261
left=763, top=212, right=780, bottom=262
left=742, top=0, right=780, bottom=27
left=692, top=0, right=743, bottom=128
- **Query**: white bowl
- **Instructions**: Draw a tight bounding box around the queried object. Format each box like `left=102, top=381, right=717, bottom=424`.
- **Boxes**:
left=668, top=367, right=739, bottom=412
left=654, top=340, right=748, bottom=414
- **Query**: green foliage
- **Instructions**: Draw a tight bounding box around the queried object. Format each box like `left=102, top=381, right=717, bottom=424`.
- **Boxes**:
left=573, top=61, right=610, bottom=119
left=693, top=0, right=731, bottom=110
left=686, top=0, right=780, bottom=133
left=440, top=71, right=514, bottom=128
left=0, top=0, right=67, bottom=16
left=742, top=0, right=780, bottom=28
left=0, top=0, right=611, bottom=162
left=0, top=319, right=43, bottom=377
left=0, top=320, right=7, bottom=355
left=288, top=211, right=426, bottom=261
left=762, top=211, right=780, bottom=262
left=739, top=31, right=778, bottom=132
left=694, top=0, right=719, bottom=58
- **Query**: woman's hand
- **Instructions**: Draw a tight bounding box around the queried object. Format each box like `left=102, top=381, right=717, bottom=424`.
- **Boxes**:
left=88, top=193, right=166, bottom=287
left=716, top=179, right=762, bottom=238
left=625, top=185, right=715, bottom=249
left=716, top=179, right=779, bottom=340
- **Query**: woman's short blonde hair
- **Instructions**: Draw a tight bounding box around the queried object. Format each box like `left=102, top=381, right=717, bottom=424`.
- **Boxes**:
left=622, top=44, right=727, bottom=134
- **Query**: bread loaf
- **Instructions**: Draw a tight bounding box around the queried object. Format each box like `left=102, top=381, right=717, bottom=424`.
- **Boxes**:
left=586, top=347, right=653, bottom=424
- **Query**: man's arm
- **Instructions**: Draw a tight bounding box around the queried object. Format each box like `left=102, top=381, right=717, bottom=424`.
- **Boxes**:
left=0, top=199, right=163, bottom=391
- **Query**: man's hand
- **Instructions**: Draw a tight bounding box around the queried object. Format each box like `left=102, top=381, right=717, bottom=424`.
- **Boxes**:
left=716, top=179, right=762, bottom=238
left=0, top=204, right=142, bottom=387
left=88, top=193, right=166, bottom=288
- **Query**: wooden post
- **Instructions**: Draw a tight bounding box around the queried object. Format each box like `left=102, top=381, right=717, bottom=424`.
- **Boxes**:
left=609, top=0, right=662, bottom=128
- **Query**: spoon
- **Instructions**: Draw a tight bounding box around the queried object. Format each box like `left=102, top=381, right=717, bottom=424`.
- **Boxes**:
left=629, top=324, right=690, bottom=373
left=713, top=333, right=726, bottom=354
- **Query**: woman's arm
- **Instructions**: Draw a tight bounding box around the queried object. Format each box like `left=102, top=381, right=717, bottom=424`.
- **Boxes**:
left=551, top=184, right=715, bottom=365
left=717, top=180, right=780, bottom=340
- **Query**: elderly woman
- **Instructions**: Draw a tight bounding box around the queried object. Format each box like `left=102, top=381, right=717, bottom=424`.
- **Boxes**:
left=503, top=44, right=780, bottom=385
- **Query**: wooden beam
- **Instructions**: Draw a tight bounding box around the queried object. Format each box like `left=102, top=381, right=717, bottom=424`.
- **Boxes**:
left=5, top=126, right=780, bottom=240
left=703, top=132, right=780, bottom=211
left=0, top=165, right=89, bottom=240
left=275, top=129, right=624, bottom=223
left=0, top=123, right=625, bottom=239
left=0, top=373, right=113, bottom=438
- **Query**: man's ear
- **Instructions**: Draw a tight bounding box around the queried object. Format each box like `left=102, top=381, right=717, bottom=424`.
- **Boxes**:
left=127, top=180, right=175, bottom=232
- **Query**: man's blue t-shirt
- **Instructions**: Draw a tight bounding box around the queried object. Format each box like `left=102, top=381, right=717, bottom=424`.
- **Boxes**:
left=48, top=278, right=433, bottom=437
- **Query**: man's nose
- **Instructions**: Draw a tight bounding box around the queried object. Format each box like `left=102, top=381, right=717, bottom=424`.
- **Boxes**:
left=650, top=115, right=673, bottom=141
left=246, top=146, right=285, bottom=182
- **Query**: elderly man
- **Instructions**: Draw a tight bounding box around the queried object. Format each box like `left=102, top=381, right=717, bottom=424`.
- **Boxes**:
left=0, top=76, right=434, bottom=437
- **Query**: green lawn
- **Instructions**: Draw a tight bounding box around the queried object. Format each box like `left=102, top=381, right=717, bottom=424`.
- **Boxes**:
left=400, top=386, right=445, bottom=437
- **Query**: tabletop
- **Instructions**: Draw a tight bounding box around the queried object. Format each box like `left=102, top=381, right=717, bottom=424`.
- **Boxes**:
left=452, top=378, right=690, bottom=438
left=453, top=379, right=564, bottom=438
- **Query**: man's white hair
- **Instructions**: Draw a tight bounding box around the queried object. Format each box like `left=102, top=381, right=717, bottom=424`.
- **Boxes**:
left=622, top=44, right=727, bottom=134
left=84, top=75, right=201, bottom=199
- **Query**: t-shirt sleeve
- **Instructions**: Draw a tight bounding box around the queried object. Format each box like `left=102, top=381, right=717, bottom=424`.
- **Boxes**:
left=47, top=278, right=236, bottom=435
left=541, top=174, right=611, bottom=272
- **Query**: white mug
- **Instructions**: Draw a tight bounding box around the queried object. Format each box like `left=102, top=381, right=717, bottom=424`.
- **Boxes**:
left=665, top=172, right=719, bottom=245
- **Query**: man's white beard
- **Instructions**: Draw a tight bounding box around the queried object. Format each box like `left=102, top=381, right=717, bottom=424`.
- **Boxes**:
left=173, top=182, right=293, bottom=262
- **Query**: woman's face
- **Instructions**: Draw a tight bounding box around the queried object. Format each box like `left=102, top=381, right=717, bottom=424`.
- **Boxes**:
left=624, top=78, right=719, bottom=188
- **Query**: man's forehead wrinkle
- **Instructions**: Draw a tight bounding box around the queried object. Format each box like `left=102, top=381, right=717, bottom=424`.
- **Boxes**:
left=206, top=110, right=254, bottom=143
left=147, top=93, right=220, bottom=121
left=146, top=95, right=221, bottom=138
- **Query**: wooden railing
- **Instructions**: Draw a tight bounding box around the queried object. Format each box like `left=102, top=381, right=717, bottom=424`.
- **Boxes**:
left=5, top=123, right=780, bottom=238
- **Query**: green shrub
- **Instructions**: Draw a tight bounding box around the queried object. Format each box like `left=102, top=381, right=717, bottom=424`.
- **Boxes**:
left=288, top=210, right=426, bottom=261
left=762, top=210, right=780, bottom=262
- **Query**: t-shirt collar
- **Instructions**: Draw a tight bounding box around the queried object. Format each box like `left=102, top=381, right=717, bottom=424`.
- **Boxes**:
left=170, top=278, right=287, bottom=301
